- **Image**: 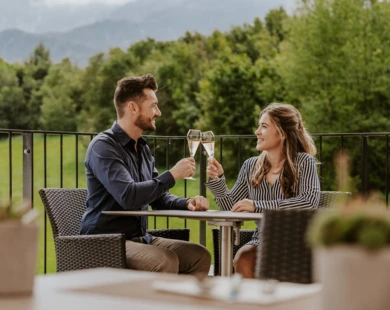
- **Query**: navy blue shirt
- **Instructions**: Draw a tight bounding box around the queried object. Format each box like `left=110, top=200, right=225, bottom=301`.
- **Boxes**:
left=80, top=122, right=188, bottom=243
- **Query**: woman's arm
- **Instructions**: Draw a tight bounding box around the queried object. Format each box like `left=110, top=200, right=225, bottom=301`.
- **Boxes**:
left=205, top=158, right=256, bottom=211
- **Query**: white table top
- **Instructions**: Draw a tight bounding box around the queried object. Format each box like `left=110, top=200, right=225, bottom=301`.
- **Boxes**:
left=102, top=209, right=263, bottom=222
left=0, top=268, right=321, bottom=310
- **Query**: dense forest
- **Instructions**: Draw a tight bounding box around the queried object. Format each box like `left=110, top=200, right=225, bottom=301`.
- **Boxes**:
left=1, top=0, right=390, bottom=192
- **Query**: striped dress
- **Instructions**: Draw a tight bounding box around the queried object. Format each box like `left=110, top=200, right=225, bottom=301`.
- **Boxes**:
left=205, top=152, right=321, bottom=246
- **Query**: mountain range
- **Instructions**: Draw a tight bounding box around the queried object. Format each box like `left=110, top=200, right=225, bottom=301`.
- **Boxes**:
left=0, top=0, right=294, bottom=66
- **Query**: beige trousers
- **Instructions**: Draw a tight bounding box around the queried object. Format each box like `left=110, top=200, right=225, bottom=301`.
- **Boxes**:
left=125, top=237, right=211, bottom=275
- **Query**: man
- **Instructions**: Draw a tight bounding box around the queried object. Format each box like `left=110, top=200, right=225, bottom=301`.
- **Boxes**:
left=80, top=74, right=211, bottom=274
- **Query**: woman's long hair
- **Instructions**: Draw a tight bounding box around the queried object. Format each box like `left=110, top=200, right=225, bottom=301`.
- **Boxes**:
left=250, top=103, right=316, bottom=198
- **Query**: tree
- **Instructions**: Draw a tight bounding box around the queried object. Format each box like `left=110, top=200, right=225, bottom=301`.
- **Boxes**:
left=196, top=53, right=264, bottom=135
left=279, top=0, right=390, bottom=192
left=0, top=44, right=52, bottom=130
left=280, top=0, right=390, bottom=132
left=78, top=48, right=135, bottom=132
left=156, top=41, right=209, bottom=136
left=77, top=53, right=105, bottom=132
left=265, top=7, right=289, bottom=43
left=17, top=43, right=53, bottom=129
left=25, top=43, right=52, bottom=81
left=0, top=59, right=26, bottom=129
left=39, top=58, right=82, bottom=131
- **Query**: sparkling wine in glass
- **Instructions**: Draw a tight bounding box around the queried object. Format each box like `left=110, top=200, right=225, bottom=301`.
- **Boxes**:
left=201, top=131, right=215, bottom=159
left=185, top=129, right=201, bottom=180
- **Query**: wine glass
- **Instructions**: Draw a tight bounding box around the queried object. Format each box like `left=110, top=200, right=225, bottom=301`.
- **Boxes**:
left=201, top=131, right=215, bottom=159
left=185, top=129, right=201, bottom=180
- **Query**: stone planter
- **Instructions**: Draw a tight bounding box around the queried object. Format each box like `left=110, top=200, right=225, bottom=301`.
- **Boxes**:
left=0, top=222, right=39, bottom=295
left=314, top=245, right=390, bottom=310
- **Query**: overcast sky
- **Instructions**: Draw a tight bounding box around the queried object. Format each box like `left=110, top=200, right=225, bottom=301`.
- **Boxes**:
left=37, top=0, right=135, bottom=6
left=37, top=0, right=296, bottom=8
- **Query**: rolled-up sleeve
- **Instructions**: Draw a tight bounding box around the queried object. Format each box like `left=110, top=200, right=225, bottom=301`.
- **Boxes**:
left=205, top=160, right=251, bottom=211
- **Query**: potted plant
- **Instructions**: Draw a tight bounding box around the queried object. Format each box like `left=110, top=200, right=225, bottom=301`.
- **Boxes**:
left=307, top=154, right=390, bottom=310
left=0, top=200, right=39, bottom=295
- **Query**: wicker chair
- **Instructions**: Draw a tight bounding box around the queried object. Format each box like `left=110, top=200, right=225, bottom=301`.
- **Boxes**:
left=39, top=188, right=190, bottom=272
left=254, top=191, right=352, bottom=283
left=211, top=190, right=352, bottom=276
left=255, top=209, right=315, bottom=283
left=319, top=191, right=352, bottom=207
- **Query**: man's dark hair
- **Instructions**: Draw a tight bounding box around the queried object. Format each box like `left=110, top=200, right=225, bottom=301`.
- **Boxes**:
left=113, top=74, right=158, bottom=118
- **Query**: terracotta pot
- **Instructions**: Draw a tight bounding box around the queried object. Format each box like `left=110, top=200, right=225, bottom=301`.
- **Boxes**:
left=0, top=222, right=39, bottom=295
left=314, top=245, right=390, bottom=310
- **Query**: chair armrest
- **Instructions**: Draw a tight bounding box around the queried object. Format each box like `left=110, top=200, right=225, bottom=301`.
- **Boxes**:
left=55, top=234, right=126, bottom=272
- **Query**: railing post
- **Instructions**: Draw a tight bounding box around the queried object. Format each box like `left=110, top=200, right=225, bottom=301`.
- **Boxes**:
left=319, top=136, right=323, bottom=185
left=361, top=136, right=368, bottom=199
left=23, top=133, right=33, bottom=204
left=199, top=144, right=207, bottom=246
left=386, top=135, right=389, bottom=208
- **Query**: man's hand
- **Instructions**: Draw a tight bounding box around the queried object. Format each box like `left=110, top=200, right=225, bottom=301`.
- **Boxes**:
left=232, top=199, right=255, bottom=212
left=206, top=158, right=224, bottom=179
left=187, top=195, right=209, bottom=211
left=170, top=157, right=196, bottom=180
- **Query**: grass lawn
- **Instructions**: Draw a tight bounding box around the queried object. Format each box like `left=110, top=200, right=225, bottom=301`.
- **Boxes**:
left=0, top=134, right=256, bottom=274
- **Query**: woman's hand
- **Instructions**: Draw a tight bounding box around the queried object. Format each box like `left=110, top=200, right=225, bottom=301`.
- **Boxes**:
left=207, top=158, right=224, bottom=179
left=232, top=199, right=255, bottom=212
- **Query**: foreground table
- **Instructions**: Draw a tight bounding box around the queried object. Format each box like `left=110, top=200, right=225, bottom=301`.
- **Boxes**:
left=102, top=209, right=263, bottom=276
left=0, top=268, right=321, bottom=310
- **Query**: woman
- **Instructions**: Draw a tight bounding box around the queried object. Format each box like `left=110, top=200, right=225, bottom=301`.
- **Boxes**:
left=205, top=103, right=320, bottom=278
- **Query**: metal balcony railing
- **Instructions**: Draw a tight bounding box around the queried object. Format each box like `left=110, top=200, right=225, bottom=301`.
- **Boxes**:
left=0, top=128, right=389, bottom=273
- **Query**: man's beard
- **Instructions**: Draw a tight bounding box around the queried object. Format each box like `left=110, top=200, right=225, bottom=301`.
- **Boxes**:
left=135, top=114, right=156, bottom=131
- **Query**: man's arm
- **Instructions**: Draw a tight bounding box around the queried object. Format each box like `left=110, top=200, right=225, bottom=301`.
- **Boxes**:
left=88, top=139, right=176, bottom=210
left=150, top=164, right=210, bottom=211
left=149, top=165, right=188, bottom=210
